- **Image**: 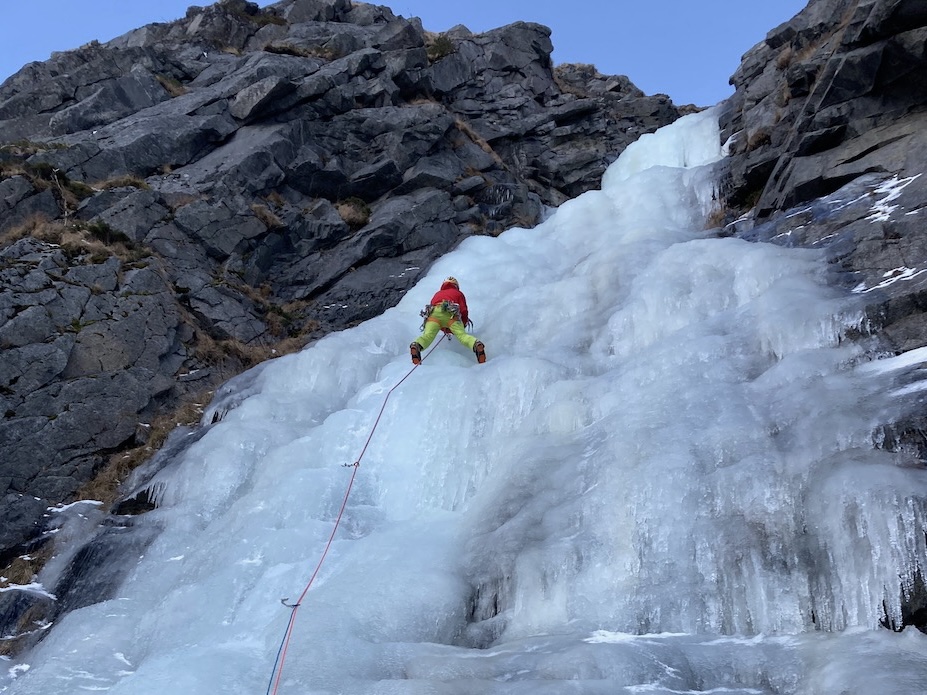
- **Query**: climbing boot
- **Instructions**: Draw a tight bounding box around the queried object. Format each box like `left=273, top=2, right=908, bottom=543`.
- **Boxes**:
left=473, top=341, right=486, bottom=364
left=410, top=342, right=422, bottom=365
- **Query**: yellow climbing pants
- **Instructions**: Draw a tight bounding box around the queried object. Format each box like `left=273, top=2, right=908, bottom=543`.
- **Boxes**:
left=414, top=306, right=478, bottom=350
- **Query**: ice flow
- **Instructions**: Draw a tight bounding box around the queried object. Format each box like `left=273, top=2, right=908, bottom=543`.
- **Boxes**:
left=5, top=108, right=927, bottom=695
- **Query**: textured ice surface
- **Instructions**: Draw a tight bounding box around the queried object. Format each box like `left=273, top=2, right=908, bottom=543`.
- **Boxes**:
left=5, top=109, right=927, bottom=695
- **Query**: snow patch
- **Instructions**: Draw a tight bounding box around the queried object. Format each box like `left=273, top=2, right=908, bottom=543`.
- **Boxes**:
left=867, top=174, right=922, bottom=222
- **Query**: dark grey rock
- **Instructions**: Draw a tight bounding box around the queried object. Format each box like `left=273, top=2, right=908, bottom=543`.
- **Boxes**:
left=173, top=198, right=267, bottom=258
left=720, top=0, right=927, bottom=218
left=0, top=306, right=56, bottom=348
left=230, top=75, right=297, bottom=122
left=186, top=283, right=266, bottom=342
left=0, top=187, right=60, bottom=235
left=48, top=65, right=169, bottom=135
left=90, top=189, right=171, bottom=243
left=285, top=0, right=351, bottom=23
left=0, top=494, right=47, bottom=553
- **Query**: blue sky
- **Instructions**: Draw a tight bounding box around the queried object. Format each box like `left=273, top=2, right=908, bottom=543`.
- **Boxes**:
left=0, top=0, right=808, bottom=106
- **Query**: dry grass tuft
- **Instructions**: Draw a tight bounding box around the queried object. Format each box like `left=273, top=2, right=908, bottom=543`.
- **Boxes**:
left=424, top=32, right=455, bottom=63
left=94, top=174, right=151, bottom=190
left=0, top=543, right=56, bottom=657
left=0, top=543, right=54, bottom=589
left=0, top=140, right=67, bottom=158
left=747, top=129, right=772, bottom=150
left=193, top=329, right=308, bottom=369
left=0, top=218, right=149, bottom=264
left=251, top=202, right=284, bottom=229
left=335, top=197, right=370, bottom=230
left=221, top=0, right=286, bottom=26
left=264, top=42, right=338, bottom=60
left=776, top=46, right=794, bottom=70
left=454, top=117, right=505, bottom=167
left=76, top=395, right=210, bottom=504
left=0, top=215, right=57, bottom=247
left=264, top=191, right=286, bottom=207
left=155, top=74, right=187, bottom=97
left=705, top=205, right=729, bottom=229
left=265, top=43, right=311, bottom=58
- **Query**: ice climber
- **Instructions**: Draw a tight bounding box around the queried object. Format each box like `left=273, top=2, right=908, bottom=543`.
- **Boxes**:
left=410, top=276, right=486, bottom=365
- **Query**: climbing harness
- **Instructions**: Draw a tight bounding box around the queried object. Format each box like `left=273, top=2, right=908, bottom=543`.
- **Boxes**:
left=420, top=300, right=460, bottom=327
left=264, top=336, right=446, bottom=695
left=420, top=300, right=462, bottom=335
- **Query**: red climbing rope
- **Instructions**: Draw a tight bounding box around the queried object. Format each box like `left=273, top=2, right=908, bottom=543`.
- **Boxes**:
left=265, top=337, right=446, bottom=695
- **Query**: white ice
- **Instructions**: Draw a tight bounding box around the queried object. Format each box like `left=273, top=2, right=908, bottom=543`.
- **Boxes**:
left=5, top=109, right=927, bottom=695
left=0, top=584, right=56, bottom=600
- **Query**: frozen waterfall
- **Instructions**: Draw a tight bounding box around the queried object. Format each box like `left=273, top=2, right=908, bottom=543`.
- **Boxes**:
left=5, top=108, right=927, bottom=695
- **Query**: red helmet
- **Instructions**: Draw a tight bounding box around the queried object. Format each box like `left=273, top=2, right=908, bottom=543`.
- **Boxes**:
left=444, top=276, right=459, bottom=288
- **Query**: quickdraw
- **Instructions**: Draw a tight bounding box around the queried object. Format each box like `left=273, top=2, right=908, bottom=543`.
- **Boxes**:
left=419, top=303, right=433, bottom=330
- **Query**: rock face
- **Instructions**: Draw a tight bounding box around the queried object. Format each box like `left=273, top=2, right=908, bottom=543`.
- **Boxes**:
left=719, top=0, right=927, bottom=356
left=1, top=238, right=184, bottom=500
left=0, top=0, right=681, bottom=604
left=720, top=0, right=927, bottom=215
